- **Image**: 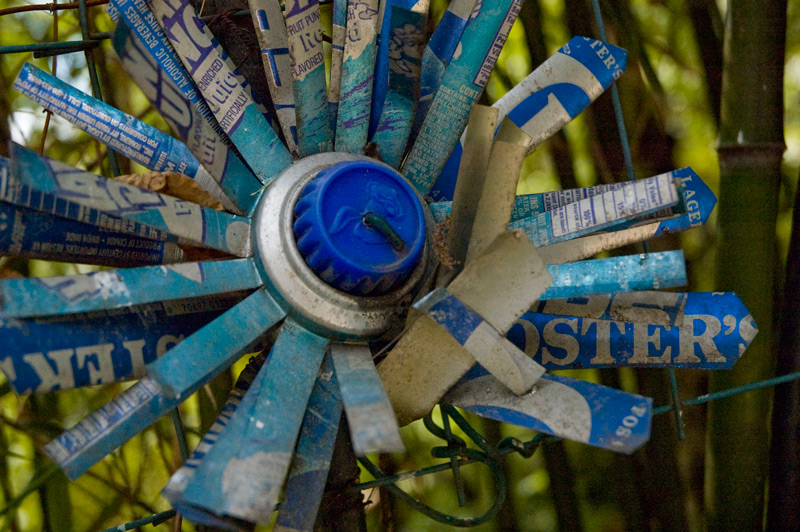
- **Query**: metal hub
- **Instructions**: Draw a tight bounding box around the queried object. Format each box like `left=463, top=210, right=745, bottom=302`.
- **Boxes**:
left=252, top=152, right=434, bottom=340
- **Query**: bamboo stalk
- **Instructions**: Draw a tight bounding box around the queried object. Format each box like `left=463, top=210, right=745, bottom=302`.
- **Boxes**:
left=706, top=1, right=786, bottom=530
left=766, top=166, right=800, bottom=530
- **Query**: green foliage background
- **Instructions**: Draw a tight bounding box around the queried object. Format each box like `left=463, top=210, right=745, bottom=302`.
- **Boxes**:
left=0, top=0, right=798, bottom=531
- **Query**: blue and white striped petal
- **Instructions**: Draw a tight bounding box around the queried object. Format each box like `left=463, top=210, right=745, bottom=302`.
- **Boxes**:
left=331, top=343, right=403, bottom=455
left=274, top=353, right=342, bottom=532
left=0, top=258, right=262, bottom=318
left=10, top=144, right=251, bottom=256
left=540, top=250, right=687, bottom=300
left=248, top=0, right=300, bottom=156
left=508, top=291, right=758, bottom=370
left=335, top=0, right=380, bottom=153
left=429, top=35, right=627, bottom=201
left=0, top=293, right=243, bottom=394
left=445, top=372, right=652, bottom=454
left=511, top=171, right=679, bottom=247
left=167, top=320, right=329, bottom=523
left=402, top=0, right=521, bottom=194
left=44, top=288, right=285, bottom=479
left=283, top=0, right=333, bottom=155
left=148, top=0, right=293, bottom=184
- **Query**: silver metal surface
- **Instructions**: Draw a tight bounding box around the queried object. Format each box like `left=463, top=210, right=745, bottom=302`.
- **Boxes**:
left=252, top=152, right=434, bottom=339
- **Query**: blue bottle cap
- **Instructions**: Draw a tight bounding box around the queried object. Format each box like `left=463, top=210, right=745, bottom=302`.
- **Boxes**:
left=293, top=161, right=427, bottom=296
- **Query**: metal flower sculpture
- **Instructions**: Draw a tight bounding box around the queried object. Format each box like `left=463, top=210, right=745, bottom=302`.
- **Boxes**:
left=0, top=0, right=756, bottom=529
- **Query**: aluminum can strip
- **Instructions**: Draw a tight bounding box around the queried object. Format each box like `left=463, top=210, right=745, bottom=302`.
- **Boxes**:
left=531, top=170, right=712, bottom=265
left=428, top=36, right=626, bottom=201
left=0, top=200, right=179, bottom=267
left=109, top=0, right=225, bottom=141
left=111, top=18, right=261, bottom=214
left=430, top=167, right=714, bottom=231
left=148, top=0, right=293, bottom=184
left=283, top=0, right=333, bottom=155
left=13, top=63, right=234, bottom=210
left=537, top=222, right=664, bottom=266
left=514, top=167, right=714, bottom=230
left=44, top=287, right=286, bottom=479
left=510, top=171, right=679, bottom=247
left=274, top=353, right=342, bottom=532
left=331, top=343, right=403, bottom=455
left=2, top=157, right=175, bottom=245
left=147, top=288, right=284, bottom=400
left=464, top=119, right=533, bottom=262
left=539, top=250, right=687, bottom=300
left=10, top=144, right=252, bottom=257
left=45, top=376, right=171, bottom=479
left=402, top=0, right=522, bottom=194
left=328, top=0, right=347, bottom=130
left=414, top=288, right=545, bottom=395
left=444, top=372, right=652, bottom=454
left=110, top=0, right=264, bottom=204
left=0, top=257, right=262, bottom=318
left=516, top=167, right=713, bottom=239
left=447, top=231, right=552, bottom=334
left=169, top=320, right=329, bottom=524
left=504, top=291, right=758, bottom=370
left=379, top=231, right=551, bottom=425
left=407, top=0, right=476, bottom=145
left=441, top=105, right=498, bottom=276
left=0, top=293, right=245, bottom=394
left=369, top=6, right=426, bottom=168
left=246, top=0, right=300, bottom=157
left=368, top=0, right=429, bottom=138
left=163, top=352, right=267, bottom=532
left=334, top=0, right=380, bottom=154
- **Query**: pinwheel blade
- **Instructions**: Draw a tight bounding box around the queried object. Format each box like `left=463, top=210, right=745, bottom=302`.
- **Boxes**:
left=368, top=0, right=429, bottom=137
left=414, top=288, right=545, bottom=394
left=505, top=291, right=758, bottom=370
left=409, top=0, right=476, bottom=143
left=432, top=167, right=710, bottom=225
left=162, top=352, right=267, bottom=531
left=164, top=320, right=329, bottom=524
left=335, top=0, right=380, bottom=153
left=2, top=161, right=180, bottom=248
left=110, top=5, right=263, bottom=213
left=148, top=0, right=293, bottom=184
left=282, top=0, right=333, bottom=155
left=442, top=104, right=498, bottom=273
left=369, top=6, right=426, bottom=168
left=331, top=343, right=403, bottom=455
left=403, top=0, right=521, bottom=194
left=466, top=119, right=533, bottom=262
left=0, top=200, right=181, bottom=267
left=379, top=230, right=551, bottom=424
left=10, top=144, right=252, bottom=256
left=274, top=353, right=342, bottom=532
left=445, top=372, right=652, bottom=454
left=247, top=0, right=300, bottom=156
left=13, top=63, right=240, bottom=213
left=537, top=168, right=715, bottom=264
left=511, top=170, right=679, bottom=247
left=44, top=288, right=285, bottom=479
left=0, top=293, right=243, bottom=394
left=328, top=0, right=347, bottom=128
left=0, top=258, right=262, bottom=318
left=430, top=35, right=627, bottom=201
left=540, top=250, right=687, bottom=300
